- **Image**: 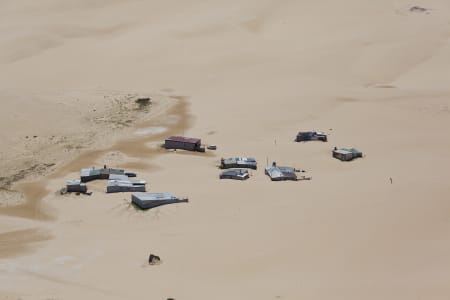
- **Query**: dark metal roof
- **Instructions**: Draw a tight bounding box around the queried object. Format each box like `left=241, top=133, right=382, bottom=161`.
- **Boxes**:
left=166, top=136, right=201, bottom=144
left=296, top=131, right=327, bottom=141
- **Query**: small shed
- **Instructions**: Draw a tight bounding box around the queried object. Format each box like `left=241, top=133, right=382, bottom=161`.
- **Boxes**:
left=332, top=148, right=363, bottom=161
left=109, top=174, right=130, bottom=181
left=265, top=166, right=298, bottom=181
left=132, top=193, right=189, bottom=210
left=80, top=166, right=125, bottom=182
left=220, top=157, right=257, bottom=170
left=107, top=180, right=146, bottom=193
left=219, top=169, right=249, bottom=180
left=66, top=179, right=87, bottom=193
left=295, top=131, right=327, bottom=142
left=164, top=136, right=203, bottom=152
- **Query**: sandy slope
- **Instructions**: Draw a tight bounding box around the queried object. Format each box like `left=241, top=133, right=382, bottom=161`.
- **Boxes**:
left=1, top=0, right=450, bottom=299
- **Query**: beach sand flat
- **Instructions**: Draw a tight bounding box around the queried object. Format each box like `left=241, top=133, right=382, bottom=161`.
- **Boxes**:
left=1, top=0, right=450, bottom=299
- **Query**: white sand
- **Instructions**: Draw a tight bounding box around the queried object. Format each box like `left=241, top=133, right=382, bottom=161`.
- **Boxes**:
left=1, top=0, right=450, bottom=299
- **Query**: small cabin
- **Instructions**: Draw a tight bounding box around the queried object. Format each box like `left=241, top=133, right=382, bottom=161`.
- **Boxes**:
left=106, top=174, right=146, bottom=193
left=164, top=136, right=203, bottom=152
left=265, top=165, right=298, bottom=181
left=219, top=169, right=250, bottom=180
left=295, top=131, right=327, bottom=142
left=80, top=166, right=125, bottom=182
left=332, top=148, right=363, bottom=161
left=132, top=193, right=188, bottom=210
left=107, top=180, right=146, bottom=193
left=66, top=179, right=87, bottom=193
left=220, top=157, right=257, bottom=170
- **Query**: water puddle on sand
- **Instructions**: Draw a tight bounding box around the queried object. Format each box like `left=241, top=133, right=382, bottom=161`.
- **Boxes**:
left=0, top=96, right=192, bottom=221
left=133, top=126, right=167, bottom=136
left=0, top=228, right=52, bottom=258
left=0, top=181, right=52, bottom=220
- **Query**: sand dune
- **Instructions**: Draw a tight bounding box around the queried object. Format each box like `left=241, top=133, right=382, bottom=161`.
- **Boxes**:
left=1, top=0, right=450, bottom=299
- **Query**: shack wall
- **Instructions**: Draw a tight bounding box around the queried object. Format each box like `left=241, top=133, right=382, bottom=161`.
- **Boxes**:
left=107, top=185, right=146, bottom=193
left=333, top=151, right=353, bottom=161
left=165, top=140, right=199, bottom=151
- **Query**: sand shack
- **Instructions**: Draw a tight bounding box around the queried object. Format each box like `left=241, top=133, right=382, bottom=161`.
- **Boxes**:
left=220, top=157, right=257, bottom=170
left=106, top=174, right=146, bottom=193
left=265, top=165, right=298, bottom=181
left=164, top=136, right=204, bottom=152
left=66, top=179, right=87, bottom=193
left=80, top=166, right=125, bottom=182
left=332, top=147, right=363, bottom=161
left=295, top=131, right=327, bottom=142
left=219, top=169, right=250, bottom=180
left=132, top=193, right=188, bottom=210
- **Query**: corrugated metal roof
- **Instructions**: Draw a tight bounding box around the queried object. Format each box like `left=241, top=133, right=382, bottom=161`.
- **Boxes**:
left=80, top=167, right=125, bottom=178
left=265, top=166, right=297, bottom=180
left=132, top=193, right=188, bottom=209
left=108, top=181, right=134, bottom=187
left=107, top=178, right=146, bottom=186
left=80, top=169, right=93, bottom=177
left=129, top=180, right=146, bottom=185
left=221, top=169, right=248, bottom=176
left=222, top=157, right=257, bottom=165
left=133, top=192, right=177, bottom=201
left=334, top=149, right=352, bottom=155
left=66, top=179, right=82, bottom=185
left=107, top=181, right=146, bottom=193
left=334, top=148, right=362, bottom=155
left=109, top=174, right=130, bottom=181
left=348, top=148, right=362, bottom=155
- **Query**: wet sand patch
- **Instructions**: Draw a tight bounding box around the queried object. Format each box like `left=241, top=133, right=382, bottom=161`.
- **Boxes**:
left=133, top=126, right=167, bottom=137
left=1, top=181, right=52, bottom=221
left=0, top=228, right=51, bottom=258
left=1, top=96, right=192, bottom=221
